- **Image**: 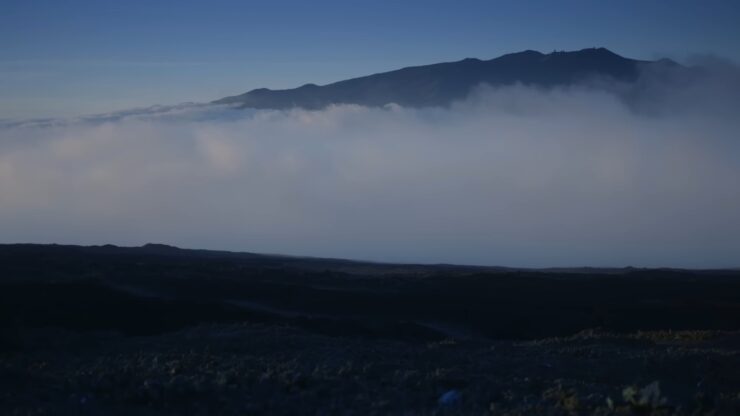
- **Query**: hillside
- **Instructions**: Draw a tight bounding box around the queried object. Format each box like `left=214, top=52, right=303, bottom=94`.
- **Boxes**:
left=213, top=48, right=675, bottom=109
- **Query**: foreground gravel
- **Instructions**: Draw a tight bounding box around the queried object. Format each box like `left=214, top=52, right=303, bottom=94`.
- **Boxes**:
left=2, top=325, right=739, bottom=415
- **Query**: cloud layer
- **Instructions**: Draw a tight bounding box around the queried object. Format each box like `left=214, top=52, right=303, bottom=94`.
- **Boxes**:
left=1, top=67, right=739, bottom=267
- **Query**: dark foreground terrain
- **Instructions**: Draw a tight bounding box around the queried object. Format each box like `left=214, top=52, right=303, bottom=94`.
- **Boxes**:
left=1, top=244, right=739, bottom=415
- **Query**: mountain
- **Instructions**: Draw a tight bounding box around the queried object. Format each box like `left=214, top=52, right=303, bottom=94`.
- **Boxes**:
left=213, top=48, right=674, bottom=110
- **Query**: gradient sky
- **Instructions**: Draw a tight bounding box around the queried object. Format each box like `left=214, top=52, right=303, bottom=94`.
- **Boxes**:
left=2, top=0, right=739, bottom=119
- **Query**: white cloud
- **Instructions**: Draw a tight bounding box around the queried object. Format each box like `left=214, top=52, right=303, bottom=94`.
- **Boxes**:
left=1, top=68, right=739, bottom=268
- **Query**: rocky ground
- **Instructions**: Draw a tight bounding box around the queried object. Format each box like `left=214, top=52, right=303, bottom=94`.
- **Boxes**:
left=2, top=244, right=740, bottom=415
left=2, top=325, right=740, bottom=415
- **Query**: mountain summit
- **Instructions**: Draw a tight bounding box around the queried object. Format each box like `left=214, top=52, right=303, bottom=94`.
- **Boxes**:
left=213, top=48, right=668, bottom=109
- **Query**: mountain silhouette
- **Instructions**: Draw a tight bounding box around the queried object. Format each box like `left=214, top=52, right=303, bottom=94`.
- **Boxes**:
left=213, top=48, right=675, bottom=109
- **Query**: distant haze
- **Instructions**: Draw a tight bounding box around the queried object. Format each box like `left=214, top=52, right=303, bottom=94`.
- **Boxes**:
left=1, top=54, right=739, bottom=267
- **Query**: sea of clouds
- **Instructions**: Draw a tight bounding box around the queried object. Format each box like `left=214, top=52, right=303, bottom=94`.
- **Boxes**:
left=1, top=62, right=739, bottom=267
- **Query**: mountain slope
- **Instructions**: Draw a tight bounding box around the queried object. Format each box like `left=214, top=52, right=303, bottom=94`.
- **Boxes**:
left=213, top=48, right=668, bottom=109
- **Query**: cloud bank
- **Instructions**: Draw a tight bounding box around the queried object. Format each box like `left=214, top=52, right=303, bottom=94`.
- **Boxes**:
left=1, top=66, right=739, bottom=268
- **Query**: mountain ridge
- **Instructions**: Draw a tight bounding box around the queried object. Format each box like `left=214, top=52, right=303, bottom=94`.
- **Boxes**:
left=213, top=47, right=671, bottom=109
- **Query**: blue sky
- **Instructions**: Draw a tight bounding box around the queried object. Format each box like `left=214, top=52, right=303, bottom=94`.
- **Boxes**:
left=2, top=0, right=739, bottom=118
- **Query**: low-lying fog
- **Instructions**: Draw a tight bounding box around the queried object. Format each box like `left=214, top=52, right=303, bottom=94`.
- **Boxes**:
left=1, top=63, right=739, bottom=268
